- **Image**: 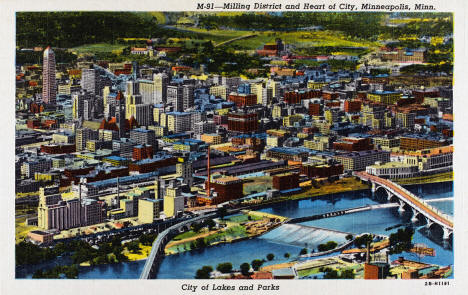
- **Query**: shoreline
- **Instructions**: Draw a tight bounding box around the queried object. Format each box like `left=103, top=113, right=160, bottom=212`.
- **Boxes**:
left=18, top=178, right=454, bottom=268
left=109, top=177, right=454, bottom=262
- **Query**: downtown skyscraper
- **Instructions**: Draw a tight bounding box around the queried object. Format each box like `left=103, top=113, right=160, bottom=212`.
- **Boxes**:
left=42, top=46, right=56, bottom=104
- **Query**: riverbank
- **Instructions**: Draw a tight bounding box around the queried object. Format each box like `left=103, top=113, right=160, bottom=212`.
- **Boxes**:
left=392, top=172, right=453, bottom=185
left=289, top=177, right=370, bottom=200
left=165, top=211, right=286, bottom=256
left=239, top=177, right=370, bottom=212
left=16, top=181, right=453, bottom=279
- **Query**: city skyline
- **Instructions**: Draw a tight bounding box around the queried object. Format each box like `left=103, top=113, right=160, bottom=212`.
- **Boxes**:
left=13, top=10, right=454, bottom=282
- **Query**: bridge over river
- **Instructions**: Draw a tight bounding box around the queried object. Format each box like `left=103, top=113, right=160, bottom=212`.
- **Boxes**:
left=354, top=171, right=453, bottom=240
left=284, top=197, right=452, bottom=225
left=140, top=176, right=453, bottom=279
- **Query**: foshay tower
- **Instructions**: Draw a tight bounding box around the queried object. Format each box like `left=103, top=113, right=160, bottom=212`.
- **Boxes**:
left=42, top=47, right=56, bottom=104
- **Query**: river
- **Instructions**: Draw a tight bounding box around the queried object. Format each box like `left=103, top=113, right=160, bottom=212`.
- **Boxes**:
left=17, top=182, right=454, bottom=279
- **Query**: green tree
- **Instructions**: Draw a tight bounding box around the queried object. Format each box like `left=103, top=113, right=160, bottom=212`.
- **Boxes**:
left=266, top=253, right=275, bottom=261
left=204, top=219, right=216, bottom=230
left=195, top=265, right=213, bottom=279
left=340, top=269, right=355, bottom=279
left=216, top=262, right=233, bottom=274
left=111, top=236, right=122, bottom=248
left=126, top=241, right=141, bottom=254
left=94, top=255, right=108, bottom=265
left=64, top=265, right=79, bottom=279
left=284, top=253, right=290, bottom=258
left=389, top=227, right=414, bottom=254
left=317, top=241, right=338, bottom=252
left=194, top=237, right=206, bottom=249
left=217, top=207, right=228, bottom=220
left=345, top=234, right=353, bottom=241
left=240, top=262, right=251, bottom=276
left=300, top=248, right=308, bottom=255
left=191, top=222, right=203, bottom=232
left=354, top=234, right=373, bottom=249
left=323, top=269, right=339, bottom=279
left=251, top=259, right=264, bottom=271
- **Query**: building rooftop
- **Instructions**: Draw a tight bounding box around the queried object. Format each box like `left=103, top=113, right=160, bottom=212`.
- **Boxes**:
left=140, top=198, right=159, bottom=203
left=336, top=150, right=388, bottom=158
left=105, top=155, right=128, bottom=161
left=29, top=230, right=52, bottom=235
left=88, top=171, right=159, bottom=188
left=134, top=154, right=173, bottom=165
left=212, top=176, right=242, bottom=184
left=268, top=147, right=310, bottom=155
left=401, top=134, right=445, bottom=141
left=368, top=162, right=415, bottom=169
left=370, top=90, right=399, bottom=95
left=131, top=128, right=153, bottom=133
left=272, top=267, right=296, bottom=277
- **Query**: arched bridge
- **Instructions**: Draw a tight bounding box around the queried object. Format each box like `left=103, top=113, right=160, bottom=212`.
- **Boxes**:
left=354, top=171, right=453, bottom=240
left=140, top=212, right=219, bottom=279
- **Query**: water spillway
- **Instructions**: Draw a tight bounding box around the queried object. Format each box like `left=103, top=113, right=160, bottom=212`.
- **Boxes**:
left=258, top=223, right=350, bottom=250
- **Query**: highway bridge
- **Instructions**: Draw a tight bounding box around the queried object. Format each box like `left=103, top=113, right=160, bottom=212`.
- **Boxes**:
left=354, top=171, right=453, bottom=240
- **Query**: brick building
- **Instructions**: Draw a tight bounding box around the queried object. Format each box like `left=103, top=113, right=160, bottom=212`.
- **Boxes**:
left=333, top=137, right=374, bottom=152
left=228, top=93, right=257, bottom=107
left=129, top=156, right=178, bottom=173
left=272, top=173, right=299, bottom=191
left=301, top=163, right=343, bottom=178
left=334, top=150, right=390, bottom=171
left=198, top=176, right=244, bottom=205
left=344, top=100, right=362, bottom=113
left=284, top=89, right=321, bottom=104
left=132, top=144, right=153, bottom=161
left=309, top=103, right=322, bottom=116
left=228, top=111, right=258, bottom=133
left=399, top=136, right=447, bottom=151
left=40, top=143, right=76, bottom=154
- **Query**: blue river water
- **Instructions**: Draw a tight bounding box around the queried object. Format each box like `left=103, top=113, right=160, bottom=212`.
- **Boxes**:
left=17, top=182, right=454, bottom=279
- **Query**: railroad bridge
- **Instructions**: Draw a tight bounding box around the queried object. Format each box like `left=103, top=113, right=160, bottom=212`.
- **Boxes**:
left=354, top=171, right=453, bottom=240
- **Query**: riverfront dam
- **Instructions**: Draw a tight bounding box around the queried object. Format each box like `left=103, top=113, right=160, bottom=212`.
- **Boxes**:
left=259, top=223, right=350, bottom=249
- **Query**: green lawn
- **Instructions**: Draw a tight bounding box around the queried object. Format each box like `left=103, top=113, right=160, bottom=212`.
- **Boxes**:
left=71, top=43, right=127, bottom=54
left=168, top=26, right=380, bottom=50
left=298, top=267, right=321, bottom=277
left=229, top=30, right=380, bottom=50
left=225, top=213, right=262, bottom=223
left=392, top=172, right=453, bottom=185
left=172, top=231, right=198, bottom=241
left=243, top=176, right=273, bottom=195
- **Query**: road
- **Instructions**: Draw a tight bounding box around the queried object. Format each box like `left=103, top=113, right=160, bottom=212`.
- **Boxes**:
left=357, top=172, right=453, bottom=229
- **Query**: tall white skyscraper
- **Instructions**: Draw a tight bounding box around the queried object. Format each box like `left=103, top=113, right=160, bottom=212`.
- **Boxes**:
left=81, top=68, right=97, bottom=95
left=183, top=84, right=195, bottom=110
left=42, top=47, right=56, bottom=104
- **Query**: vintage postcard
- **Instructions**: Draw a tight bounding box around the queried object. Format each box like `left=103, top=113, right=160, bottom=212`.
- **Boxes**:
left=2, top=0, right=466, bottom=294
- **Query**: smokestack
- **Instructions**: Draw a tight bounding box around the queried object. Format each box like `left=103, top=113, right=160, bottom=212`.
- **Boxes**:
left=366, top=241, right=370, bottom=264
left=206, top=146, right=211, bottom=197
left=117, top=177, right=120, bottom=202
left=78, top=179, right=82, bottom=230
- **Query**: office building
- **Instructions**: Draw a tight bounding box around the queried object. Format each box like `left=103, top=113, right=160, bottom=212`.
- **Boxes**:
left=167, top=112, right=191, bottom=133
left=129, top=128, right=157, bottom=149
left=334, top=150, right=390, bottom=171
left=228, top=111, right=258, bottom=133
left=42, top=47, right=56, bottom=104
left=138, top=198, right=160, bottom=223
left=167, top=84, right=184, bottom=112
